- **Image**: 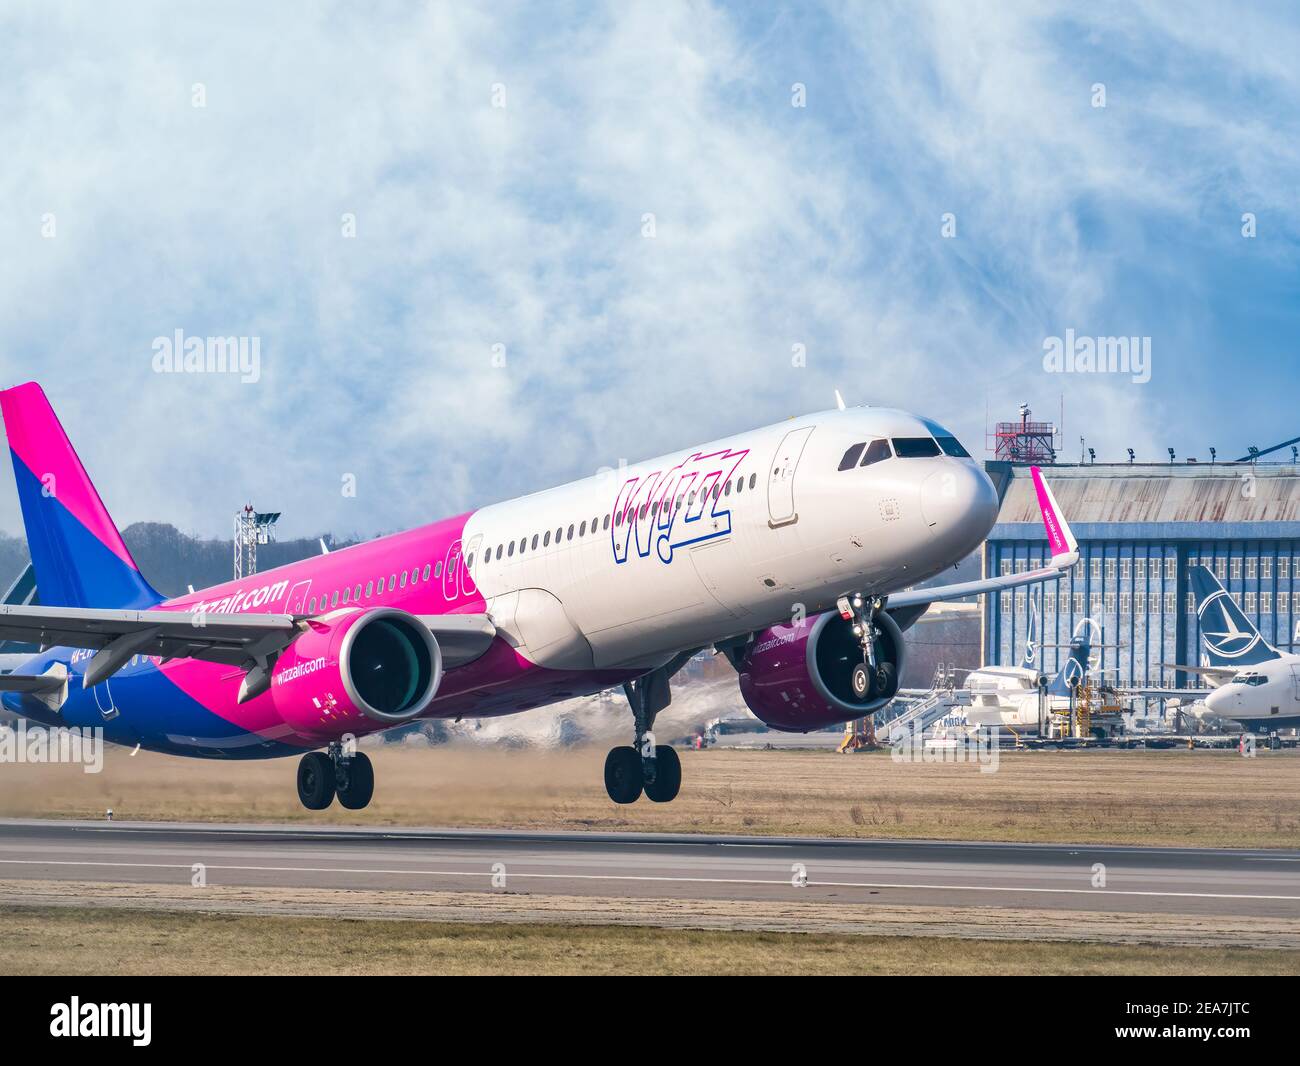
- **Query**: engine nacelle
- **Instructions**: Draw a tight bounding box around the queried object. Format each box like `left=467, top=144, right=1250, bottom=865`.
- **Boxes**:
left=737, top=610, right=906, bottom=732
left=270, top=607, right=442, bottom=739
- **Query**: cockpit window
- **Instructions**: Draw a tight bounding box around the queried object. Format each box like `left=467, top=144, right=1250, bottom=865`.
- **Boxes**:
left=838, top=442, right=866, bottom=470
left=859, top=439, right=892, bottom=467
left=892, top=437, right=942, bottom=458
left=935, top=435, right=971, bottom=458
left=1231, top=673, right=1267, bottom=686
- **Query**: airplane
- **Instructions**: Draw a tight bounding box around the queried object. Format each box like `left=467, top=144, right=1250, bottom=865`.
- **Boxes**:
left=961, top=611, right=1114, bottom=738
left=1184, top=566, right=1300, bottom=732
left=0, top=381, right=1078, bottom=810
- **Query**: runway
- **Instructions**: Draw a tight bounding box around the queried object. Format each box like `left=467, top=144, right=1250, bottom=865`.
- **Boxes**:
left=2, top=818, right=1299, bottom=919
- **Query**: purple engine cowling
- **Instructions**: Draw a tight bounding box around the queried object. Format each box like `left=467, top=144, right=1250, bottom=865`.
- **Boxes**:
left=737, top=610, right=906, bottom=731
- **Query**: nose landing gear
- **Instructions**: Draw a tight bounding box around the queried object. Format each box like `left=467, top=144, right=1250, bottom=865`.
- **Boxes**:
left=838, top=593, right=898, bottom=702
left=296, top=743, right=374, bottom=810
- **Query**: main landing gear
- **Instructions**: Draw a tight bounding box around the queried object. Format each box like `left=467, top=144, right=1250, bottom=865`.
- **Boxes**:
left=604, top=667, right=682, bottom=804
left=296, top=743, right=375, bottom=810
left=837, top=593, right=897, bottom=703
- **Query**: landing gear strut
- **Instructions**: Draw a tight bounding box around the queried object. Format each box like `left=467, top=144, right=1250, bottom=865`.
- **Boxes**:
left=837, top=593, right=897, bottom=702
left=296, top=743, right=375, bottom=811
left=604, top=667, right=682, bottom=804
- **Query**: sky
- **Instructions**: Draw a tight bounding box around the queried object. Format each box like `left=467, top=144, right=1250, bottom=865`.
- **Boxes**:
left=0, top=0, right=1296, bottom=540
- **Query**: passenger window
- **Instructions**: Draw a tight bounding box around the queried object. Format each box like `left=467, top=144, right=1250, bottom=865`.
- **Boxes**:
left=400, top=571, right=407, bottom=588
left=331, top=591, right=339, bottom=608
left=365, top=581, right=373, bottom=597
left=580, top=520, right=587, bottom=536
left=435, top=561, right=443, bottom=576
left=389, top=575, right=397, bottom=590
left=838, top=443, right=866, bottom=470
left=935, top=436, right=971, bottom=458
left=354, top=584, right=362, bottom=599
left=308, top=597, right=316, bottom=613
left=567, top=524, right=575, bottom=540
left=603, top=515, right=610, bottom=530
left=860, top=439, right=892, bottom=466
left=531, top=534, right=539, bottom=550
left=467, top=553, right=474, bottom=568
left=423, top=564, right=431, bottom=580
left=748, top=473, right=756, bottom=490
left=892, top=437, right=942, bottom=458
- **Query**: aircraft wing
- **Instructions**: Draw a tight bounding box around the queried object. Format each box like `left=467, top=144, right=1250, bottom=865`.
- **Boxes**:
left=416, top=614, right=496, bottom=667
left=0, top=603, right=498, bottom=685
left=0, top=603, right=301, bottom=683
left=888, top=465, right=1078, bottom=611
left=1114, top=686, right=1213, bottom=699
left=1152, top=663, right=1239, bottom=682
left=0, top=672, right=66, bottom=694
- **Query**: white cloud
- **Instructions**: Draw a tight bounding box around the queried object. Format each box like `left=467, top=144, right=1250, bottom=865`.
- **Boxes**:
left=0, top=1, right=1295, bottom=540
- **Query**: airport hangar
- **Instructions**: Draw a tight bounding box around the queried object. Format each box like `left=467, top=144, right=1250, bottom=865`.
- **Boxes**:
left=982, top=446, right=1300, bottom=705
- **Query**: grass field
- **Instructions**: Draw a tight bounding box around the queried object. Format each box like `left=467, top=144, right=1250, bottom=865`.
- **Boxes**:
left=1, top=744, right=1297, bottom=848
left=4, top=904, right=1295, bottom=975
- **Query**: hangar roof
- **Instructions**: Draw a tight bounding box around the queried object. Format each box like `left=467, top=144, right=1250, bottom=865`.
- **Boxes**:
left=988, top=462, right=1300, bottom=541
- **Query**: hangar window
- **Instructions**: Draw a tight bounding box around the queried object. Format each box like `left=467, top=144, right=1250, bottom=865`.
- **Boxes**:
left=838, top=443, right=866, bottom=470
left=1280, top=558, right=1291, bottom=579
left=892, top=437, right=941, bottom=458
left=1262, top=557, right=1273, bottom=579
left=1262, top=592, right=1272, bottom=613
left=935, top=436, right=970, bottom=458
left=860, top=439, right=892, bottom=467
left=1247, top=558, right=1257, bottom=579
left=1245, top=592, right=1257, bottom=612
left=1280, top=592, right=1290, bottom=612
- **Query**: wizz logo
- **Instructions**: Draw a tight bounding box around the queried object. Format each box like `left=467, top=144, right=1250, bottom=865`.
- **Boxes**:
left=612, top=447, right=748, bottom=565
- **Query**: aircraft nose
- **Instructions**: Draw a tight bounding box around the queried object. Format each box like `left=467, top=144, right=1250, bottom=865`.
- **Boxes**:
left=920, top=464, right=1000, bottom=547
left=1204, top=686, right=1230, bottom=715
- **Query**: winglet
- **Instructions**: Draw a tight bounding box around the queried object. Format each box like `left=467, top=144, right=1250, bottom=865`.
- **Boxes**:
left=1030, top=466, right=1078, bottom=568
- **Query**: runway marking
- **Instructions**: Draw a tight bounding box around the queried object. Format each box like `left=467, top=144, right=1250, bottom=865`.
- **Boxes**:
left=2, top=859, right=1299, bottom=902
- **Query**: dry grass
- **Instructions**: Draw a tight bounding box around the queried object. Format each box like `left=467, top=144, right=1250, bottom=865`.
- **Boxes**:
left=2, top=745, right=1297, bottom=848
left=3, top=904, right=1294, bottom=975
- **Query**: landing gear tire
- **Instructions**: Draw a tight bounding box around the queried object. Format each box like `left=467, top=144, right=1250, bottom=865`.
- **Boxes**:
left=604, top=746, right=643, bottom=804
left=851, top=662, right=873, bottom=700
left=297, top=751, right=336, bottom=810
left=336, top=751, right=375, bottom=810
left=874, top=661, right=899, bottom=702
left=643, top=745, right=681, bottom=803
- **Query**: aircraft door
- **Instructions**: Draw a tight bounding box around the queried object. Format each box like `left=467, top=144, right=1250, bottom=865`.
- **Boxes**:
left=285, top=580, right=312, bottom=614
left=766, top=426, right=815, bottom=528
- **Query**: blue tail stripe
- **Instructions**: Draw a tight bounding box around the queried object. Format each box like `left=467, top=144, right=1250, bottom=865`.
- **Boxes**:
left=11, top=455, right=160, bottom=609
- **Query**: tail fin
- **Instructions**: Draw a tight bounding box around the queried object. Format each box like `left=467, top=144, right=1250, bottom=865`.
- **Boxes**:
left=1019, top=594, right=1039, bottom=671
left=0, top=382, right=161, bottom=609
left=1190, top=565, right=1278, bottom=667
left=1046, top=632, right=1090, bottom=697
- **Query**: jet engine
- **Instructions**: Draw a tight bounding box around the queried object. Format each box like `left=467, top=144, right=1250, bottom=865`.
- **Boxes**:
left=736, top=610, right=905, bottom=731
left=269, top=607, right=442, bottom=737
